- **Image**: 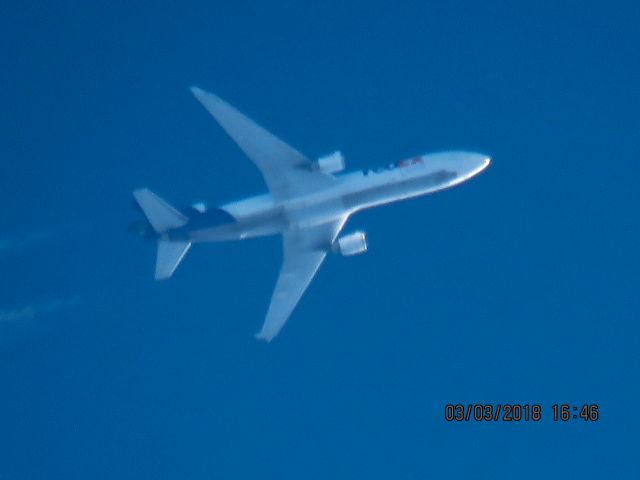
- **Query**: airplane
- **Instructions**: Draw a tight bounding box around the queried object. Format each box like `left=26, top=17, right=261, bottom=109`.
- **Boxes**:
left=130, top=87, right=491, bottom=341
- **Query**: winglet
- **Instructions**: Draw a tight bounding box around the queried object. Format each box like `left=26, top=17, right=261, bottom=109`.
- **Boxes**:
left=254, top=330, right=273, bottom=342
left=190, top=85, right=206, bottom=97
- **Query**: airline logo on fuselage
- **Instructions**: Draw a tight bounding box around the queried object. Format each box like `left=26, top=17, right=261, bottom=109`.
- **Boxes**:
left=363, top=156, right=424, bottom=176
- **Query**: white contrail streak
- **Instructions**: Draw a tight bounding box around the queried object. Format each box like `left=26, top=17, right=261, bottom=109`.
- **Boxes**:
left=0, top=296, right=82, bottom=323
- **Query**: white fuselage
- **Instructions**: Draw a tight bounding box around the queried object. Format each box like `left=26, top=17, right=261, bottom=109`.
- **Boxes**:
left=187, top=151, right=490, bottom=243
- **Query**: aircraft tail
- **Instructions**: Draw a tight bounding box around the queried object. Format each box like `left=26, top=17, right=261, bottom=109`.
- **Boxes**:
left=155, top=239, right=191, bottom=280
left=132, top=188, right=191, bottom=280
left=133, top=188, right=188, bottom=233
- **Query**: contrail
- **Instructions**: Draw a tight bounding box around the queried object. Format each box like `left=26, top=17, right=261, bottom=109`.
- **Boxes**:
left=0, top=231, right=51, bottom=256
left=0, top=296, right=82, bottom=323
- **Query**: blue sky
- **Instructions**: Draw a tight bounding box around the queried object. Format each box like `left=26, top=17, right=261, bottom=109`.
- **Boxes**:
left=1, top=1, right=639, bottom=478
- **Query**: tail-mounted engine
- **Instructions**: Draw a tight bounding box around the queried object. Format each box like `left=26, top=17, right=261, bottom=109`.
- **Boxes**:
left=334, top=231, right=368, bottom=256
left=191, top=202, right=207, bottom=213
left=316, top=151, right=345, bottom=174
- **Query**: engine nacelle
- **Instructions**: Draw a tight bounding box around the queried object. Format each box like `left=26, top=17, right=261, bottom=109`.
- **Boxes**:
left=191, top=202, right=207, bottom=213
left=316, top=151, right=345, bottom=174
left=335, top=231, right=368, bottom=256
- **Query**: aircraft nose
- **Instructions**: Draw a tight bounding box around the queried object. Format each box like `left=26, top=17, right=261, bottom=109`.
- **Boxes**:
left=464, top=153, right=491, bottom=176
left=473, top=154, right=491, bottom=174
left=426, top=151, right=491, bottom=180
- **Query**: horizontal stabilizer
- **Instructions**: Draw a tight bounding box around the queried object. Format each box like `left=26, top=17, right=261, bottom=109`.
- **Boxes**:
left=156, top=240, right=191, bottom=280
left=133, top=188, right=188, bottom=233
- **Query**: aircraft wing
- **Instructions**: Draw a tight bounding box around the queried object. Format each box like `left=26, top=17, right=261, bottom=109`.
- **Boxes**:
left=255, top=215, right=349, bottom=341
left=191, top=87, right=337, bottom=200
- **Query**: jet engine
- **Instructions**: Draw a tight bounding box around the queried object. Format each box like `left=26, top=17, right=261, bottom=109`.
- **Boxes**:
left=316, top=151, right=345, bottom=174
left=335, top=231, right=368, bottom=256
left=191, top=202, right=207, bottom=213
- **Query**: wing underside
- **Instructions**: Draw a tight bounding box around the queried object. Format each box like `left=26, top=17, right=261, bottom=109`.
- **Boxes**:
left=256, top=216, right=349, bottom=341
left=190, top=87, right=347, bottom=340
left=190, top=87, right=337, bottom=200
